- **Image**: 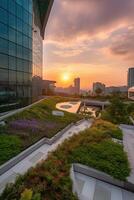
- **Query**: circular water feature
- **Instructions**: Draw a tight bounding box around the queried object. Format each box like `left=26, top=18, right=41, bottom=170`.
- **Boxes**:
left=60, top=105, right=72, bottom=109
left=56, top=101, right=81, bottom=113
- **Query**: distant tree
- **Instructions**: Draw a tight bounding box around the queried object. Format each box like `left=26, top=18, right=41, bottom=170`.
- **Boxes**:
left=95, top=88, right=103, bottom=96
left=107, top=96, right=128, bottom=124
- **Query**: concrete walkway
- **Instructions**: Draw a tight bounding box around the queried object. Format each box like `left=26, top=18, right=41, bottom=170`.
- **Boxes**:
left=0, top=119, right=91, bottom=194
left=120, top=125, right=134, bottom=184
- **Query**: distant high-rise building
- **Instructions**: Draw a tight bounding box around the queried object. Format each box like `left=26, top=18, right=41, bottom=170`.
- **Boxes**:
left=74, top=77, right=80, bottom=95
left=128, top=68, right=134, bottom=88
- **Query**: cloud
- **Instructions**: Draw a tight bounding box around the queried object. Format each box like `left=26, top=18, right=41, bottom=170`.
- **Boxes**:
left=110, top=25, right=134, bottom=60
left=46, top=0, right=134, bottom=44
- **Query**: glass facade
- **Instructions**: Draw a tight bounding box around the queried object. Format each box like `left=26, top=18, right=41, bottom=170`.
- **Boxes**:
left=0, top=0, right=43, bottom=107
left=32, top=0, right=43, bottom=100
left=0, top=0, right=33, bottom=105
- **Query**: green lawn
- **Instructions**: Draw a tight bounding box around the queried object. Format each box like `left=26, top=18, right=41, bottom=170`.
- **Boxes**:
left=0, top=97, right=82, bottom=166
left=0, top=120, right=130, bottom=200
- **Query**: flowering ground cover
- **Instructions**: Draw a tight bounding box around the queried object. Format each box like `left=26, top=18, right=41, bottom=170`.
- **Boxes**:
left=0, top=120, right=130, bottom=200
left=0, top=97, right=82, bottom=165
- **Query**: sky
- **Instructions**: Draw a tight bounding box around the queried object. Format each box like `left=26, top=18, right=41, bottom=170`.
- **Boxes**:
left=43, top=0, right=134, bottom=90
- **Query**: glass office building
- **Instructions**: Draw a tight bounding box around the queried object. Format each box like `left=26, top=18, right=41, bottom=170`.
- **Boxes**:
left=0, top=0, right=53, bottom=109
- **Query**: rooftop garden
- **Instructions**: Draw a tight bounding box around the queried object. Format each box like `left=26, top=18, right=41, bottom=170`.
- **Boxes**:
left=0, top=97, right=82, bottom=166
left=0, top=120, right=130, bottom=200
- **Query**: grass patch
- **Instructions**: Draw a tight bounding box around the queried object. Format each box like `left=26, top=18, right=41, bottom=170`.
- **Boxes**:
left=0, top=135, right=21, bottom=165
left=0, top=97, right=82, bottom=166
left=0, top=124, right=130, bottom=200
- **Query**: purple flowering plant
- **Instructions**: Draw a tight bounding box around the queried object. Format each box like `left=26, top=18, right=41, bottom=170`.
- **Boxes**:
left=10, top=119, right=39, bottom=132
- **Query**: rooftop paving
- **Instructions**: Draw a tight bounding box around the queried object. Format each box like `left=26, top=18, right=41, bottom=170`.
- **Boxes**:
left=121, top=125, right=134, bottom=184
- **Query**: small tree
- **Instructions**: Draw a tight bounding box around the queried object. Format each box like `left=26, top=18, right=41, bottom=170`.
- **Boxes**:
left=107, top=96, right=128, bottom=124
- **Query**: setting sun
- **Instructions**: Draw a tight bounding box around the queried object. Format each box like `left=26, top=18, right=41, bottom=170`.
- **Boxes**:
left=62, top=72, right=70, bottom=82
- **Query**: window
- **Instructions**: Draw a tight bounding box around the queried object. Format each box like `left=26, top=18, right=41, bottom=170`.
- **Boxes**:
left=22, top=0, right=29, bottom=11
left=8, top=0, right=16, bottom=14
left=0, top=53, right=8, bottom=69
left=29, top=0, right=33, bottom=13
left=9, top=42, right=16, bottom=56
left=23, top=22, right=29, bottom=36
left=16, top=0, right=22, bottom=6
left=0, top=8, right=8, bottom=24
left=17, top=71, right=23, bottom=84
left=16, top=4, right=23, bottom=19
left=17, top=18, right=23, bottom=32
left=0, top=23, right=8, bottom=39
left=9, top=70, right=16, bottom=84
left=29, top=38, right=32, bottom=49
left=0, top=38, right=8, bottom=54
left=17, top=86, right=24, bottom=97
left=23, top=35, right=29, bottom=48
left=17, top=45, right=23, bottom=58
left=29, top=61, right=32, bottom=73
left=9, top=28, right=16, bottom=42
left=23, top=60, right=29, bottom=72
left=0, top=0, right=7, bottom=9
left=16, top=31, right=23, bottom=45
left=23, top=47, right=29, bottom=60
left=29, top=27, right=32, bottom=38
left=0, top=69, right=8, bottom=83
left=9, top=14, right=16, bottom=29
left=24, top=72, right=29, bottom=84
left=9, top=56, right=16, bottom=70
left=29, top=14, right=32, bottom=25
left=17, top=58, right=23, bottom=71
left=23, top=10, right=29, bottom=23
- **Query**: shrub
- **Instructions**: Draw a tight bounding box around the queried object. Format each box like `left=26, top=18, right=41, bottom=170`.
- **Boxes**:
left=20, top=189, right=33, bottom=200
left=92, top=119, right=123, bottom=140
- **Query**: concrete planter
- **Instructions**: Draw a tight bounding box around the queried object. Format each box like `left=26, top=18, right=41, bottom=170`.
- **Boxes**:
left=72, top=163, right=134, bottom=193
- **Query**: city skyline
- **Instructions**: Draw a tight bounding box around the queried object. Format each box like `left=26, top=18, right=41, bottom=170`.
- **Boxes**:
left=43, top=0, right=134, bottom=89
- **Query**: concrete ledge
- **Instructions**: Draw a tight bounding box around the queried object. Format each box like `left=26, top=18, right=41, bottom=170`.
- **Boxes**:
left=45, top=123, right=74, bottom=145
left=0, top=137, right=47, bottom=175
left=72, top=163, right=134, bottom=193
left=0, top=120, right=85, bottom=176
